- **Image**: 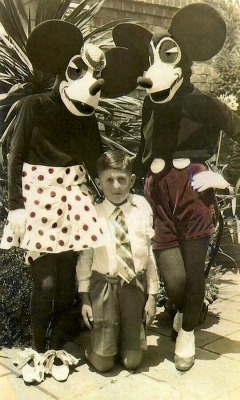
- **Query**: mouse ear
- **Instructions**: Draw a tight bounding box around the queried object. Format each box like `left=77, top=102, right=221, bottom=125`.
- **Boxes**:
left=169, top=3, right=226, bottom=61
left=113, top=22, right=152, bottom=71
left=101, top=47, right=144, bottom=98
left=26, top=20, right=83, bottom=73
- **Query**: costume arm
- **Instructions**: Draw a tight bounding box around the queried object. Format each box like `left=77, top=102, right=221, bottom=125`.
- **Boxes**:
left=76, top=248, right=94, bottom=293
left=8, top=97, right=37, bottom=210
left=84, top=116, right=104, bottom=180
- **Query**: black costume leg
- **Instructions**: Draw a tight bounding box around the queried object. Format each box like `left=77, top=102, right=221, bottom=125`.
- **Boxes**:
left=49, top=251, right=77, bottom=350
left=181, top=237, right=209, bottom=331
left=30, top=254, right=57, bottom=353
left=156, top=236, right=209, bottom=331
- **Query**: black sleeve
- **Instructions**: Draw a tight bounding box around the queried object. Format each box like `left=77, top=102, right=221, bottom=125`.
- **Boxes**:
left=83, top=115, right=104, bottom=180
left=214, top=97, right=240, bottom=186
left=8, top=96, right=38, bottom=210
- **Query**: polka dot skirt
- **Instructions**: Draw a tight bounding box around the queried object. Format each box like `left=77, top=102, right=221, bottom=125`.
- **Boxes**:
left=1, top=163, right=105, bottom=262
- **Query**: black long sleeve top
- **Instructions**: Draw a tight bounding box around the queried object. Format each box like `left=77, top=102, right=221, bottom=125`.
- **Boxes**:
left=8, top=92, right=103, bottom=210
left=134, top=86, right=240, bottom=186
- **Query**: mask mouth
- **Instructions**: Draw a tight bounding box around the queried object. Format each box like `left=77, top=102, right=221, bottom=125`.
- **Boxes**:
left=151, top=88, right=170, bottom=102
left=150, top=73, right=182, bottom=103
left=71, top=99, right=94, bottom=115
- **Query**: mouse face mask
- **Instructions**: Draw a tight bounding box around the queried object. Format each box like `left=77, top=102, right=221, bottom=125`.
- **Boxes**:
left=26, top=20, right=106, bottom=116
left=111, top=3, right=226, bottom=104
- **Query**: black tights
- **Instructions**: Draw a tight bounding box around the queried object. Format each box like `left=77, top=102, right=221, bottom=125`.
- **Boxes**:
left=156, top=237, right=210, bottom=332
left=30, top=251, right=77, bottom=353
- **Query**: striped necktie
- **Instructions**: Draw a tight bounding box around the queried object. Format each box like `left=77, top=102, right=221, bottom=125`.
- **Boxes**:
left=111, top=207, right=136, bottom=283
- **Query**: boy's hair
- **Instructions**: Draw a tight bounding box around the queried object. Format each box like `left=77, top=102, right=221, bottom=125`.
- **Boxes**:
left=96, top=149, right=132, bottom=176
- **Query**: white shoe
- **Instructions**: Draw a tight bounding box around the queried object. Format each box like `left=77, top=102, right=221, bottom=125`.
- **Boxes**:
left=174, top=328, right=195, bottom=371
left=43, top=349, right=80, bottom=382
left=15, top=349, right=44, bottom=384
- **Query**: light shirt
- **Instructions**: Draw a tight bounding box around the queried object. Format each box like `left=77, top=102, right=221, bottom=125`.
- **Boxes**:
left=77, top=194, right=159, bottom=295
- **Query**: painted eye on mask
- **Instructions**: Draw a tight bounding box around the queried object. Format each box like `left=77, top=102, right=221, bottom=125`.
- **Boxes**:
left=66, top=56, right=88, bottom=81
left=159, top=39, right=180, bottom=64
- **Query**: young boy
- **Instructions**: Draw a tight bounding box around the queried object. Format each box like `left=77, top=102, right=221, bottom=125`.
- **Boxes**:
left=76, top=150, right=159, bottom=372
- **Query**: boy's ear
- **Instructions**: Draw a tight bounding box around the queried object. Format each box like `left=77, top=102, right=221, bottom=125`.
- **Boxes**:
left=130, top=174, right=136, bottom=188
left=94, top=177, right=102, bottom=190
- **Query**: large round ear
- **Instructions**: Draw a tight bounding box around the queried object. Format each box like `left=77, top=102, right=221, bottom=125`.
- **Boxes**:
left=169, top=3, right=226, bottom=61
left=26, top=20, right=83, bottom=73
left=101, top=47, right=144, bottom=98
left=113, top=22, right=152, bottom=71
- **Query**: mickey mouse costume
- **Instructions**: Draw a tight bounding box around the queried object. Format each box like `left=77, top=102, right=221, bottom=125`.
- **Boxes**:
left=0, top=19, right=138, bottom=358
left=111, top=3, right=240, bottom=371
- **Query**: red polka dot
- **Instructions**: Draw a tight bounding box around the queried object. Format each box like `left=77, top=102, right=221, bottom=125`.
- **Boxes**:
left=67, top=215, right=70, bottom=221
left=23, top=197, right=27, bottom=203
left=22, top=171, right=27, bottom=177
left=92, top=217, right=97, bottom=222
left=57, top=177, right=63, bottom=184
left=28, top=256, right=33, bottom=263
left=48, top=168, right=54, bottom=174
left=61, top=196, right=67, bottom=202
left=69, top=244, right=74, bottom=249
left=74, top=175, right=79, bottom=181
left=34, top=200, right=40, bottom=205
left=45, top=204, right=51, bottom=210
left=59, top=240, right=64, bottom=246
left=67, top=186, right=72, bottom=191
left=27, top=225, right=32, bottom=231
left=30, top=212, right=36, bottom=218
left=66, top=168, right=70, bottom=174
left=37, top=188, right=43, bottom=194
left=83, top=224, right=88, bottom=231
left=68, top=204, right=72, bottom=211
left=42, top=217, right=48, bottom=223
left=100, top=228, right=103, bottom=234
left=75, top=215, right=80, bottom=221
left=47, top=247, right=53, bottom=251
left=91, top=235, right=97, bottom=241
left=79, top=166, right=84, bottom=172
left=50, top=235, right=55, bottom=241
left=38, top=230, right=44, bottom=236
left=84, top=205, right=90, bottom=211
left=32, top=166, right=37, bottom=171
left=52, top=222, right=57, bottom=228
left=57, top=209, right=63, bottom=216
left=83, top=245, right=88, bottom=248
left=7, top=236, right=13, bottom=242
left=50, top=191, right=56, bottom=197
left=62, top=227, right=68, bottom=234
left=76, top=195, right=81, bottom=201
left=75, top=235, right=80, bottom=240
left=36, top=243, right=42, bottom=249
left=38, top=175, right=44, bottom=181
left=24, top=184, right=30, bottom=190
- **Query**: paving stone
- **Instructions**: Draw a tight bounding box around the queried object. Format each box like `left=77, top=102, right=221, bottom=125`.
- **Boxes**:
left=0, top=374, right=54, bottom=400
left=203, top=330, right=240, bottom=362
left=208, top=299, right=240, bottom=324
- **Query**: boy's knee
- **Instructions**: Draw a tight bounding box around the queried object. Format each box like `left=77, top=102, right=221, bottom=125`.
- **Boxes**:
left=89, top=352, right=114, bottom=373
left=121, top=350, right=142, bottom=370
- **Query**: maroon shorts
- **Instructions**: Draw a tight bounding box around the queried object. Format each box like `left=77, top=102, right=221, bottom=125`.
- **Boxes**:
left=144, top=163, right=216, bottom=250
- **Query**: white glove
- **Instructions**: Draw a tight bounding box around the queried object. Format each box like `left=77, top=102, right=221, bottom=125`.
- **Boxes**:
left=191, top=171, right=230, bottom=192
left=8, top=209, right=27, bottom=237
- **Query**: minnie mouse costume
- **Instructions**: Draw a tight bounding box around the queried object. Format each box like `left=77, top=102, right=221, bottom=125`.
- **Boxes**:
left=0, top=20, right=138, bottom=353
left=111, top=3, right=240, bottom=371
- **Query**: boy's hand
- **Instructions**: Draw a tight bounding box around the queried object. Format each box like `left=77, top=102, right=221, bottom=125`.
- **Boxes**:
left=144, top=294, right=157, bottom=327
left=81, top=293, right=93, bottom=330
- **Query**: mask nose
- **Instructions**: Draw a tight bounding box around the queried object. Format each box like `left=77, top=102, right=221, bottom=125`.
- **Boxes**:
left=137, top=76, right=153, bottom=89
left=89, top=78, right=105, bottom=96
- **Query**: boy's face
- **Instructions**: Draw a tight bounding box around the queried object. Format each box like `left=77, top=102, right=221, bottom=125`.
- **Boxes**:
left=95, top=169, right=136, bottom=206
